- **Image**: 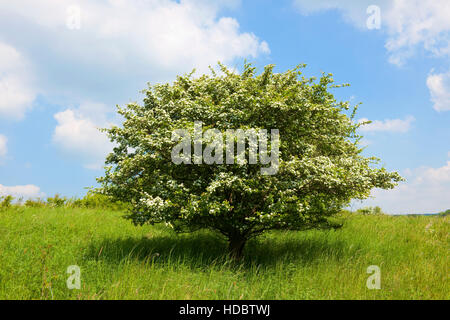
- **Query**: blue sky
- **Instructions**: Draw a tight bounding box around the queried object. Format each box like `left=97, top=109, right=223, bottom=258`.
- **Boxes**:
left=0, top=0, right=449, bottom=214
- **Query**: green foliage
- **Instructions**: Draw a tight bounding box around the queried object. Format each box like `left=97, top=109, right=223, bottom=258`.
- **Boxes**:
left=46, top=194, right=67, bottom=208
left=8, top=191, right=129, bottom=211
left=98, top=62, right=403, bottom=257
left=439, top=209, right=450, bottom=217
left=0, top=195, right=14, bottom=209
left=355, top=206, right=385, bottom=215
left=70, top=191, right=129, bottom=211
left=24, top=198, right=46, bottom=208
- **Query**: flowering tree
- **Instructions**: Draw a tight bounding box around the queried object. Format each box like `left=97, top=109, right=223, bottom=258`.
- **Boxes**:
left=98, top=63, right=402, bottom=259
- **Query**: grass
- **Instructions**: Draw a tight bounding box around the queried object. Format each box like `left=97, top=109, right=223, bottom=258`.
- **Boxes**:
left=0, top=206, right=448, bottom=299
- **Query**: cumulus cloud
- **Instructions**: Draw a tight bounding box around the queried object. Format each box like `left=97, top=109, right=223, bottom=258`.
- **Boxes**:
left=293, top=0, right=450, bottom=66
left=358, top=116, right=415, bottom=133
left=0, top=184, right=44, bottom=199
left=53, top=102, right=114, bottom=170
left=0, top=0, right=270, bottom=168
left=0, top=134, right=7, bottom=161
left=0, top=0, right=269, bottom=106
left=0, top=42, right=36, bottom=120
left=357, top=159, right=450, bottom=214
left=426, top=70, right=450, bottom=112
left=384, top=0, right=450, bottom=66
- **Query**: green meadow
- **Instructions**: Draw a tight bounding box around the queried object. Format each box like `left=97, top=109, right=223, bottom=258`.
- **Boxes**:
left=0, top=206, right=448, bottom=300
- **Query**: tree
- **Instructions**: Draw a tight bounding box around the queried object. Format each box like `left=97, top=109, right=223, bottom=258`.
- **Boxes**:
left=98, top=63, right=403, bottom=259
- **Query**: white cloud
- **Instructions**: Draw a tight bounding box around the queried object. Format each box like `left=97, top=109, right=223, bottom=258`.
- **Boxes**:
left=357, top=159, right=450, bottom=214
left=53, top=103, right=114, bottom=170
left=384, top=0, right=450, bottom=66
left=426, top=70, right=450, bottom=112
left=293, top=0, right=450, bottom=66
left=358, top=115, right=415, bottom=133
left=1, top=1, right=270, bottom=168
left=0, top=42, right=36, bottom=120
left=0, top=0, right=269, bottom=106
left=0, top=184, right=44, bottom=199
left=0, top=134, right=7, bottom=161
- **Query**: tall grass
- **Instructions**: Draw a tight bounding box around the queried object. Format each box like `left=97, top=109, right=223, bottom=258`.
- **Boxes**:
left=0, top=206, right=447, bottom=299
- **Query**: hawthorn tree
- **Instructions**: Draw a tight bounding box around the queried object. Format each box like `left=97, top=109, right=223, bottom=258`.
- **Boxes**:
left=98, top=63, right=402, bottom=259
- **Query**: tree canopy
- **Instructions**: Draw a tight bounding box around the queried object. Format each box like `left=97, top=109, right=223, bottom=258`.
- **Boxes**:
left=98, top=63, right=403, bottom=259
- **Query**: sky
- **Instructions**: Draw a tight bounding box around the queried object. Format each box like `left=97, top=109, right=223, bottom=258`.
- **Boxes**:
left=0, top=0, right=449, bottom=214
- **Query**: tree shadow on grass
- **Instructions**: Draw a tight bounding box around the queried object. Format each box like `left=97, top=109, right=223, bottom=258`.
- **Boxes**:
left=85, top=230, right=359, bottom=270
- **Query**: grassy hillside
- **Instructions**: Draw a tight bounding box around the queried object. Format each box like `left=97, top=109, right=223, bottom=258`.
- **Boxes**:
left=0, top=207, right=448, bottom=299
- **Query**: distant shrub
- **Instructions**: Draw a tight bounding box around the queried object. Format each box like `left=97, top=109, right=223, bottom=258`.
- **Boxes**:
left=46, top=194, right=67, bottom=207
left=0, top=195, right=14, bottom=209
left=69, top=191, right=129, bottom=211
left=2, top=192, right=129, bottom=211
left=355, top=206, right=385, bottom=215
left=337, top=209, right=353, bottom=217
left=24, top=198, right=46, bottom=208
left=439, top=209, right=450, bottom=217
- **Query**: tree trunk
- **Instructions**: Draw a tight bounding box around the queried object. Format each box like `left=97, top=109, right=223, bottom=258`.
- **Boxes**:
left=228, top=235, right=247, bottom=260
